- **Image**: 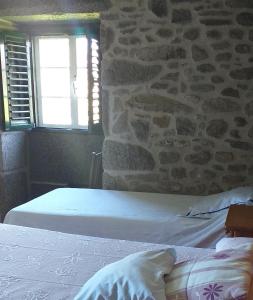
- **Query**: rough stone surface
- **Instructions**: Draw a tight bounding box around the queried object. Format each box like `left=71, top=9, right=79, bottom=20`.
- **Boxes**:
left=102, top=60, right=161, bottom=86
left=171, top=167, right=187, bottom=179
left=101, top=0, right=253, bottom=195
left=127, top=94, right=193, bottom=114
left=135, top=46, right=186, bottom=61
left=207, top=30, right=222, bottom=40
left=103, top=140, right=155, bottom=171
left=230, top=67, right=253, bottom=80
left=0, top=0, right=112, bottom=15
left=185, top=151, right=211, bottom=165
left=226, top=0, right=253, bottom=8
left=153, top=116, right=170, bottom=128
left=234, top=117, right=247, bottom=127
left=172, top=9, right=192, bottom=24
left=216, top=52, right=232, bottom=62
left=192, top=45, right=208, bottom=61
left=215, top=152, right=234, bottom=163
left=131, top=119, right=150, bottom=142
left=202, top=98, right=241, bottom=113
left=221, top=88, right=239, bottom=98
left=229, top=29, right=244, bottom=39
left=206, top=119, right=228, bottom=138
left=226, top=140, right=253, bottom=151
left=176, top=117, right=196, bottom=136
left=159, top=151, right=180, bottom=164
left=157, top=28, right=173, bottom=38
left=237, top=13, right=253, bottom=26
left=100, top=26, right=114, bottom=52
left=184, top=28, right=199, bottom=40
left=197, top=64, right=215, bottom=73
left=235, top=44, right=251, bottom=54
left=112, top=112, right=128, bottom=134
left=245, top=101, right=253, bottom=116
left=148, top=0, right=168, bottom=18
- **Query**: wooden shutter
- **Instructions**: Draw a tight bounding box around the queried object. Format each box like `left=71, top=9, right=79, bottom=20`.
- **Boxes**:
left=88, top=36, right=102, bottom=134
left=0, top=32, right=34, bottom=130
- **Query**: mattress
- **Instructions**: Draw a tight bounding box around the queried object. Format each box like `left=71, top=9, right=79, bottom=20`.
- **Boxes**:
left=0, top=224, right=213, bottom=300
left=4, top=187, right=253, bottom=248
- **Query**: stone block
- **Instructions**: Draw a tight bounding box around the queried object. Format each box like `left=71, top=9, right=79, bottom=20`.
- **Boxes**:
left=185, top=151, right=211, bottom=165
left=176, top=117, right=196, bottom=136
left=29, top=131, right=104, bottom=186
left=148, top=0, right=168, bottom=18
left=0, top=0, right=111, bottom=15
left=237, top=13, right=253, bottom=26
left=0, top=171, right=28, bottom=220
left=206, top=119, right=228, bottom=138
left=102, top=60, right=161, bottom=86
left=202, top=98, right=240, bottom=113
left=0, top=132, right=27, bottom=172
left=127, top=94, right=193, bottom=114
left=131, top=119, right=150, bottom=142
left=103, top=140, right=155, bottom=171
left=172, top=9, right=192, bottom=24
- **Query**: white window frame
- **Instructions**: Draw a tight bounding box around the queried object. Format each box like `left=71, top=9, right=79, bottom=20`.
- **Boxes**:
left=33, top=35, right=88, bottom=130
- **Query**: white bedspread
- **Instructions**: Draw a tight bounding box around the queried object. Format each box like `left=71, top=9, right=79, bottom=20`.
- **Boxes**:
left=0, top=224, right=212, bottom=300
left=4, top=187, right=253, bottom=248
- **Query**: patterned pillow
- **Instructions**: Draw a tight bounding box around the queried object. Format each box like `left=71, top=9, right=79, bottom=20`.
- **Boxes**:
left=216, top=237, right=253, bottom=252
left=165, top=248, right=253, bottom=300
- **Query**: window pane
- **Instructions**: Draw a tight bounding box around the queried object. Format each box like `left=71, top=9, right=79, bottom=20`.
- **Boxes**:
left=76, top=36, right=87, bottom=68
left=40, top=68, right=70, bottom=97
left=78, top=98, right=88, bottom=127
left=75, top=68, right=88, bottom=98
left=42, top=97, right=71, bottom=125
left=39, top=38, right=69, bottom=67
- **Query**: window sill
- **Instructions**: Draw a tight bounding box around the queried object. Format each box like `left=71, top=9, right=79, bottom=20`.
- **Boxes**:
left=31, top=127, right=103, bottom=136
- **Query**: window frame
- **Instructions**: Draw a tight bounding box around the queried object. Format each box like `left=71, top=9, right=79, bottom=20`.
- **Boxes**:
left=0, top=20, right=103, bottom=134
left=33, top=34, right=89, bottom=130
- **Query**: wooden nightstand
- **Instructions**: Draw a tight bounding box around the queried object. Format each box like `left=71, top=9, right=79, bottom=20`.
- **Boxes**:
left=225, top=205, right=253, bottom=237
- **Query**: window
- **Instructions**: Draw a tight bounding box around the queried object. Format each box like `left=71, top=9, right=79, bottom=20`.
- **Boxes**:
left=0, top=27, right=102, bottom=133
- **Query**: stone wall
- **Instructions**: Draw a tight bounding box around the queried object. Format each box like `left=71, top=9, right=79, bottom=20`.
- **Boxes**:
left=0, top=0, right=111, bottom=15
left=101, top=0, right=253, bottom=194
left=0, top=132, right=29, bottom=221
left=29, top=130, right=104, bottom=196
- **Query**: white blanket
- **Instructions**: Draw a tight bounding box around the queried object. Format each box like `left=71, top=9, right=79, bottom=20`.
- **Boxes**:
left=0, top=224, right=212, bottom=300
left=4, top=187, right=253, bottom=248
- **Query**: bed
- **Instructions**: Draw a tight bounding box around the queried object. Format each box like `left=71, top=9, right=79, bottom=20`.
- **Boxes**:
left=0, top=224, right=253, bottom=300
left=0, top=223, right=213, bottom=299
left=4, top=186, right=253, bottom=248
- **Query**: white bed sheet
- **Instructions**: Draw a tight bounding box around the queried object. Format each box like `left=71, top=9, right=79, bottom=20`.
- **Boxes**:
left=4, top=187, right=253, bottom=248
left=0, top=224, right=213, bottom=300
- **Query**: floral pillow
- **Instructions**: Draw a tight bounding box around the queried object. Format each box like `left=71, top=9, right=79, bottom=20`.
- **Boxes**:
left=165, top=248, right=253, bottom=300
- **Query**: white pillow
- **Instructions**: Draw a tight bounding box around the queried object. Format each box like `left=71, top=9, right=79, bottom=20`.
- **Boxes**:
left=216, top=237, right=253, bottom=251
left=186, top=186, right=253, bottom=217
left=74, top=248, right=176, bottom=300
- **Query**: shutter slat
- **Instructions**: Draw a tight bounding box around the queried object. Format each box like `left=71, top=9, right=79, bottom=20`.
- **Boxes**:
left=10, top=97, right=30, bottom=100
left=6, top=43, right=26, bottom=49
left=10, top=104, right=30, bottom=107
left=11, top=110, right=30, bottom=113
left=9, top=84, right=29, bottom=88
left=11, top=116, right=31, bottom=120
left=1, top=32, right=34, bottom=130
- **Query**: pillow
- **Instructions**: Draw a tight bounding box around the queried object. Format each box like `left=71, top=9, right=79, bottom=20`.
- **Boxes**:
left=185, top=186, right=253, bottom=217
left=75, top=248, right=176, bottom=300
left=165, top=248, right=253, bottom=300
left=216, top=237, right=253, bottom=251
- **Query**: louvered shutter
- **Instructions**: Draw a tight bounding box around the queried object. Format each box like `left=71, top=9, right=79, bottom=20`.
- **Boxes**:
left=88, top=36, right=102, bottom=134
left=0, top=32, right=34, bottom=130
